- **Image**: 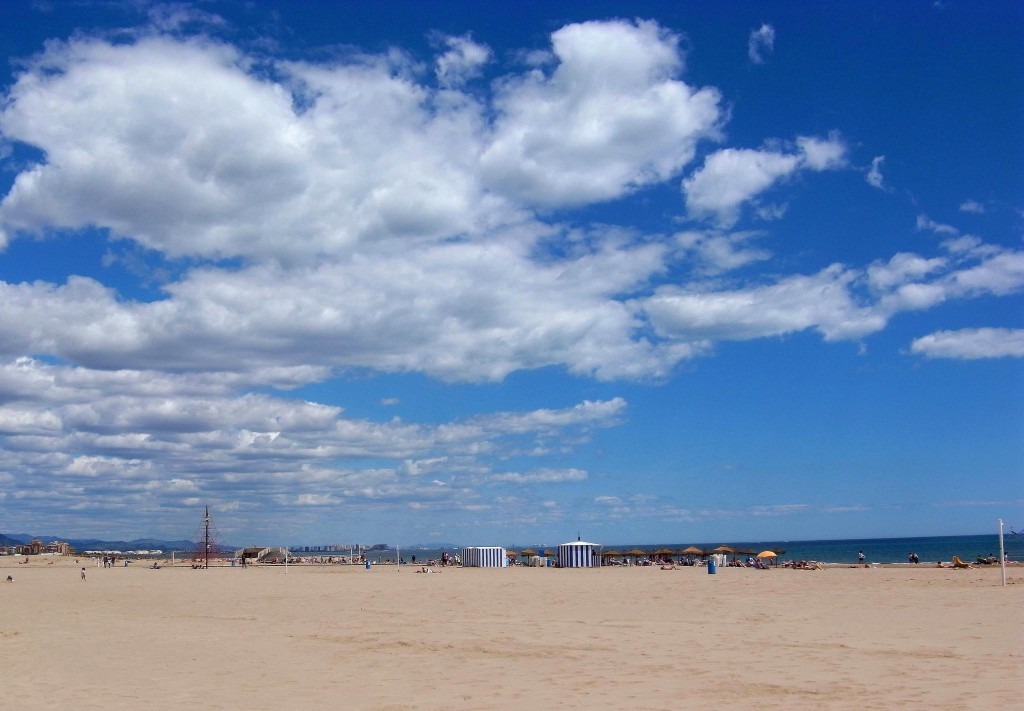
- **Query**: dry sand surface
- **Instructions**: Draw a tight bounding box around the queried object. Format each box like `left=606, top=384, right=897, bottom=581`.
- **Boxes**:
left=1, top=558, right=1020, bottom=710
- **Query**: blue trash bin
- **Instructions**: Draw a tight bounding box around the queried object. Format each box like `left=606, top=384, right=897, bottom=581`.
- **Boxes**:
left=708, top=558, right=717, bottom=574
left=365, top=561, right=372, bottom=570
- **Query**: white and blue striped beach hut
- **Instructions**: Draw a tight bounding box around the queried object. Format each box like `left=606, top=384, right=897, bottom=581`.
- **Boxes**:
left=460, top=546, right=507, bottom=568
left=557, top=540, right=602, bottom=568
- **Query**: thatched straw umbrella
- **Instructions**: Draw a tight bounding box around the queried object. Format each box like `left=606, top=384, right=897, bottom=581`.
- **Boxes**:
left=680, top=546, right=704, bottom=563
left=625, top=548, right=646, bottom=564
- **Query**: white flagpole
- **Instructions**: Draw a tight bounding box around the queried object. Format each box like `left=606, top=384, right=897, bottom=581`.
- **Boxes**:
left=397, top=544, right=401, bottom=571
left=998, top=519, right=1006, bottom=587
left=285, top=547, right=289, bottom=575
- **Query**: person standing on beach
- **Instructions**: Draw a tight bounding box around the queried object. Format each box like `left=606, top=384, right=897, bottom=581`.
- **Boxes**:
left=858, top=551, right=865, bottom=565
left=80, top=567, right=86, bottom=581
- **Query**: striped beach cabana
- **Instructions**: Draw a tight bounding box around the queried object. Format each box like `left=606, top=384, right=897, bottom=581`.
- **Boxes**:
left=557, top=540, right=602, bottom=568
left=460, top=546, right=507, bottom=568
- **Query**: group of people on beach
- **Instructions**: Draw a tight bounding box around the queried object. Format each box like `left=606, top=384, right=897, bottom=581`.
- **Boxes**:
left=975, top=553, right=1005, bottom=565
left=782, top=560, right=825, bottom=570
left=909, top=551, right=1010, bottom=567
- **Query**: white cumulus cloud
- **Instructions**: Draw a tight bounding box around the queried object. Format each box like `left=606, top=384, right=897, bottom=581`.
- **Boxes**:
left=682, top=134, right=847, bottom=227
left=866, top=155, right=886, bottom=189
left=480, top=19, right=723, bottom=207
left=435, top=33, right=491, bottom=87
left=748, top=24, right=776, bottom=64
left=910, top=328, right=1024, bottom=359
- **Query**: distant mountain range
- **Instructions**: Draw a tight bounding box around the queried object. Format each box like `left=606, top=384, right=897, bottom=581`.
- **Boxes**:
left=1, top=533, right=206, bottom=552
left=1, top=535, right=498, bottom=552
left=0, top=533, right=24, bottom=547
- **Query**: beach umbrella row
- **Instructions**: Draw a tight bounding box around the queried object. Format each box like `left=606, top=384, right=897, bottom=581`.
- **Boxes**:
left=584, top=545, right=789, bottom=562
left=599, top=546, right=728, bottom=559
left=506, top=549, right=557, bottom=559
left=602, top=545, right=778, bottom=561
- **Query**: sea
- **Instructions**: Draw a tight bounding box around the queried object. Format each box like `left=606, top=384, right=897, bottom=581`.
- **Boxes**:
left=382, top=533, right=1024, bottom=566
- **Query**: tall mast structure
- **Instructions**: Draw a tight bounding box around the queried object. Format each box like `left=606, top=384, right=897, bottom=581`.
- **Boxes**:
left=203, top=505, right=211, bottom=569
left=191, top=505, right=224, bottom=568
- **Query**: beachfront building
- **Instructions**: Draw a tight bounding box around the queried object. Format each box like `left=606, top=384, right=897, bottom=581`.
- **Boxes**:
left=461, top=546, right=507, bottom=568
left=237, top=546, right=270, bottom=562
left=20, top=538, right=72, bottom=556
left=233, top=546, right=296, bottom=563
left=557, top=540, right=602, bottom=568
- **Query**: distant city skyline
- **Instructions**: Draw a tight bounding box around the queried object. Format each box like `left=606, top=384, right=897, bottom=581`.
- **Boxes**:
left=0, top=1, right=1021, bottom=545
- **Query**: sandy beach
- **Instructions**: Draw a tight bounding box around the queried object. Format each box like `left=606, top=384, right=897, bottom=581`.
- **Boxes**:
left=1, top=557, right=1020, bottom=710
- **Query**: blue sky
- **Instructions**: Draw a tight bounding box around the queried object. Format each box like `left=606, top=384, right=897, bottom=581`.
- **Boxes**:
left=0, top=1, right=1020, bottom=547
